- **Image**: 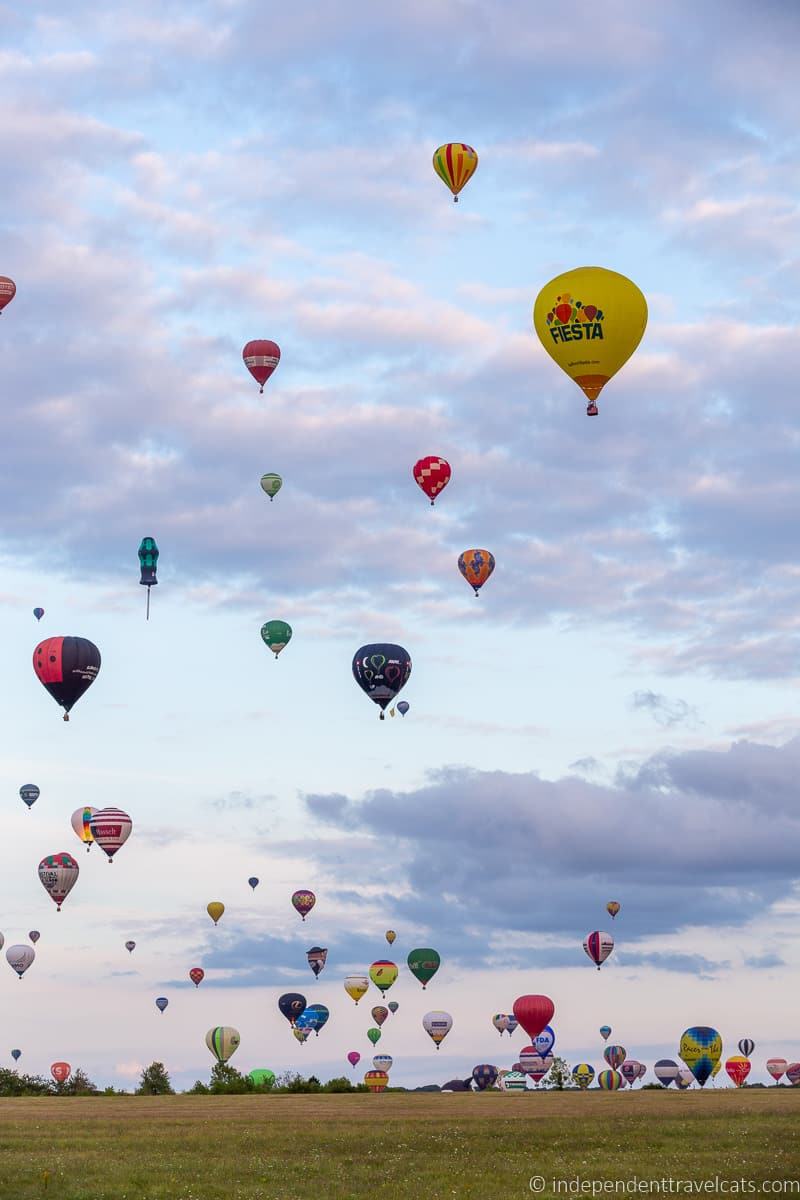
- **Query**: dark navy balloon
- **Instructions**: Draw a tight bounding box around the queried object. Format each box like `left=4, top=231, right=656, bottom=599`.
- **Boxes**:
left=278, top=992, right=307, bottom=1025
left=352, top=643, right=411, bottom=720
left=155, top=997, right=168, bottom=1013
left=248, top=877, right=259, bottom=890
left=33, top=608, right=44, bottom=622
left=19, top=784, right=39, bottom=809
left=11, top=1049, right=21, bottom=1062
left=472, top=1064, right=498, bottom=1091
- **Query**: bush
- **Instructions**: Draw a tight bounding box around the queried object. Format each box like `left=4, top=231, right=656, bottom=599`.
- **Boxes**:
left=136, top=1062, right=174, bottom=1096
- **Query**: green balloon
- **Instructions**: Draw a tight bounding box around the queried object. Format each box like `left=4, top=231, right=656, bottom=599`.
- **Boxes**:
left=260, top=473, right=282, bottom=501
left=261, top=620, right=292, bottom=658
left=249, top=1068, right=275, bottom=1088
left=367, top=1028, right=381, bottom=1046
left=407, top=948, right=440, bottom=989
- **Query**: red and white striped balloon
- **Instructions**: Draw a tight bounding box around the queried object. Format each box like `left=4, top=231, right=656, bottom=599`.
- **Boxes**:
left=89, top=808, right=132, bottom=862
left=242, top=340, right=280, bottom=392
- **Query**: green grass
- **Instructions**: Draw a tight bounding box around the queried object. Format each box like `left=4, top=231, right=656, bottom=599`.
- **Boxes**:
left=0, top=1091, right=798, bottom=1199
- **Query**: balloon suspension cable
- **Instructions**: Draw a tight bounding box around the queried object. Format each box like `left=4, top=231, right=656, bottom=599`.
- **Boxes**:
left=146, top=587, right=150, bottom=620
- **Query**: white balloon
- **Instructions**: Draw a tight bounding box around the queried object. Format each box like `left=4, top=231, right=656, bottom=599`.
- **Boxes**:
left=6, top=944, right=35, bottom=978
left=422, top=1010, right=452, bottom=1048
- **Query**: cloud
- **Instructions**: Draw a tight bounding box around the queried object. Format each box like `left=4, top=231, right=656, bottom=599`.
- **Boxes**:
left=629, top=690, right=700, bottom=729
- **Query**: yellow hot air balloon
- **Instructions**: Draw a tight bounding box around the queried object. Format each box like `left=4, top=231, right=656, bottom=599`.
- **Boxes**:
left=344, top=974, right=369, bottom=1004
left=432, top=143, right=478, bottom=203
left=533, top=266, right=647, bottom=416
left=369, top=959, right=399, bottom=995
left=385, top=930, right=396, bottom=945
left=207, top=901, right=225, bottom=926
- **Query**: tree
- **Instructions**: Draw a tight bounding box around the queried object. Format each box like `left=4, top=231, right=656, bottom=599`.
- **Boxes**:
left=136, top=1062, right=174, bottom=1095
left=545, top=1057, right=573, bottom=1091
left=59, top=1068, right=99, bottom=1096
left=0, top=1069, right=50, bottom=1097
left=209, top=1063, right=250, bottom=1094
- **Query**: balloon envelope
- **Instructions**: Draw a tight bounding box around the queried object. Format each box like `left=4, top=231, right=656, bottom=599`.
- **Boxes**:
left=344, top=975, right=369, bottom=1004
left=352, top=644, right=412, bottom=716
left=156, top=997, right=168, bottom=1013
left=38, top=852, right=79, bottom=910
left=472, top=1064, right=498, bottom=1091
left=28, top=931, right=40, bottom=944
left=242, top=340, right=280, bottom=392
left=738, top=1038, right=755, bottom=1057
left=725, top=1056, right=751, bottom=1087
left=206, top=1026, right=240, bottom=1063
left=278, top=993, right=307, bottom=1025
left=533, top=1025, right=556, bottom=1058
left=347, top=1051, right=361, bottom=1068
left=407, top=948, right=440, bottom=988
left=604, top=1045, right=626, bottom=1071
left=413, top=456, right=451, bottom=504
left=606, top=901, right=621, bottom=919
left=291, top=889, right=316, bottom=920
left=125, top=941, right=136, bottom=953
left=385, top=930, right=396, bottom=945
left=207, top=901, right=224, bottom=925
left=260, top=473, right=282, bottom=501
left=533, top=266, right=648, bottom=414
left=6, top=945, right=34, bottom=978
left=88, top=808, right=132, bottom=861
left=0, top=276, right=15, bottom=311
left=19, top=784, right=39, bottom=808
left=363, top=1069, right=389, bottom=1093
left=248, top=877, right=259, bottom=890
left=249, top=1069, right=275, bottom=1088
left=598, top=1069, right=623, bottom=1091
left=11, top=1050, right=21, bottom=1062
left=367, top=1028, right=381, bottom=1046
left=189, top=968, right=205, bottom=987
left=33, top=636, right=101, bottom=718
left=785, top=1063, right=800, bottom=1086
left=33, top=608, right=44, bottom=621
left=369, top=960, right=398, bottom=994
left=371, top=1007, right=389, bottom=1028
left=388, top=1001, right=399, bottom=1014
left=583, top=931, right=614, bottom=969
left=432, top=143, right=478, bottom=201
left=51, top=1062, right=71, bottom=1084
left=599, top=1026, right=612, bottom=1041
left=422, top=1010, right=452, bottom=1048
left=373, top=1054, right=393, bottom=1073
left=458, top=549, right=495, bottom=596
left=512, top=995, right=555, bottom=1041
left=767, top=1058, right=787, bottom=1082
left=680, top=1026, right=722, bottom=1087
left=621, top=1060, right=642, bottom=1085
left=71, top=806, right=96, bottom=850
left=397, top=702, right=410, bottom=717
left=492, top=1014, right=510, bottom=1036
left=261, top=620, right=292, bottom=658
left=572, top=1063, right=595, bottom=1090
left=306, top=946, right=328, bottom=977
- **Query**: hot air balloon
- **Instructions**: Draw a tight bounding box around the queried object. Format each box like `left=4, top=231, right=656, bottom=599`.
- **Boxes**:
left=125, top=941, right=136, bottom=953
left=572, top=1063, right=595, bottom=1090
left=207, top=902, right=224, bottom=926
left=599, top=1026, right=612, bottom=1041
left=0, top=934, right=4, bottom=952
left=518, top=1046, right=540, bottom=1076
left=502, top=1071, right=528, bottom=1092
left=155, top=997, right=168, bottom=1014
left=347, top=1051, right=361, bottom=1070
left=0, top=276, right=15, bottom=312
left=306, top=946, right=328, bottom=978
left=6, top=945, right=35, bottom=978
left=385, top=930, right=396, bottom=945
left=583, top=931, right=614, bottom=969
left=458, top=549, right=495, bottom=597
left=637, top=1063, right=647, bottom=1081
left=293, top=1027, right=311, bottom=1045
left=492, top=1014, right=510, bottom=1036
left=422, top=1011, right=452, bottom=1049
left=51, top=1062, right=71, bottom=1084
left=534, top=1026, right=556, bottom=1058
left=397, top=702, right=410, bottom=717
left=189, top=968, right=205, bottom=988
left=388, top=1001, right=399, bottom=1015
left=138, top=537, right=159, bottom=619
left=19, top=784, right=39, bottom=809
left=371, top=1006, right=389, bottom=1028
left=533, top=266, right=648, bottom=417
left=278, top=993, right=306, bottom=1025
left=606, top=901, right=621, bottom=920
left=680, top=1026, right=722, bottom=1088
left=10, top=1050, right=21, bottom=1063
left=738, top=1038, right=755, bottom=1057
left=291, top=890, right=315, bottom=920
left=296, top=1004, right=329, bottom=1037
left=785, top=1063, right=800, bottom=1086
left=369, top=960, right=398, bottom=995
left=248, top=877, right=259, bottom=890
left=432, top=143, right=478, bottom=203
left=512, top=995, right=555, bottom=1041
left=621, top=1061, right=642, bottom=1087
left=407, top=948, right=440, bottom=989
left=373, top=1054, right=393, bottom=1073
left=242, top=340, right=280, bottom=393
left=261, top=621, right=292, bottom=659
left=344, top=975, right=369, bottom=1004
left=352, top=644, right=412, bottom=719
left=767, top=1058, right=787, bottom=1083
left=527, top=1055, right=554, bottom=1085
left=725, top=1056, right=751, bottom=1088
left=675, top=1069, right=694, bottom=1090
left=33, top=608, right=44, bottom=622
left=33, top=636, right=101, bottom=720
left=206, top=1027, right=240, bottom=1063
left=88, top=808, right=132, bottom=863
left=506, top=1015, right=519, bottom=1036
left=38, top=852, right=79, bottom=911
left=598, top=1069, right=622, bottom=1091
left=249, top=1069, right=275, bottom=1088
left=260, top=473, right=282, bottom=502
left=364, top=1069, right=389, bottom=1093
left=367, top=1028, right=381, bottom=1046
left=472, top=1064, right=498, bottom=1091
left=652, top=1060, right=681, bottom=1089
left=70, top=807, right=96, bottom=852
left=28, top=931, right=40, bottom=944
left=413, top=456, right=451, bottom=505
left=604, top=1045, right=626, bottom=1071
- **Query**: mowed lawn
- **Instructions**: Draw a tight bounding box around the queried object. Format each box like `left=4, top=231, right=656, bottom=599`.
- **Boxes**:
left=0, top=1090, right=799, bottom=1200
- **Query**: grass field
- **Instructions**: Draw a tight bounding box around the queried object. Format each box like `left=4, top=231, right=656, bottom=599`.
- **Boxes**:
left=0, top=1091, right=798, bottom=1200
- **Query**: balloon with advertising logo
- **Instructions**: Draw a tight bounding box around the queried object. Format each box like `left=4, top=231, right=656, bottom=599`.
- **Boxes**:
left=6, top=944, right=34, bottom=979
left=679, top=1027, right=722, bottom=1088
left=621, top=1060, right=642, bottom=1087
left=583, top=931, right=614, bottom=970
left=242, top=340, right=280, bottom=393
left=352, top=644, right=412, bottom=719
left=344, top=975, right=369, bottom=1005
left=369, top=960, right=398, bottom=995
left=534, top=1025, right=556, bottom=1058
left=20, top=784, right=39, bottom=809
left=51, top=1062, right=71, bottom=1084
left=33, top=636, right=101, bottom=720
left=261, top=621, right=292, bottom=659
left=260, top=473, right=282, bottom=502
left=38, top=852, right=79, bottom=911
left=407, top=948, right=440, bottom=989
left=422, top=1011, right=452, bottom=1049
left=88, top=808, right=132, bottom=863
left=278, top=994, right=307, bottom=1026
left=725, top=1056, right=751, bottom=1088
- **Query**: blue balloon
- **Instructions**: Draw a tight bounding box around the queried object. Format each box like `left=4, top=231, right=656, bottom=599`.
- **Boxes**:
left=534, top=1025, right=555, bottom=1058
left=33, top=608, right=44, bottom=622
left=248, top=877, right=259, bottom=890
left=11, top=1049, right=21, bottom=1062
left=296, top=1003, right=329, bottom=1036
left=155, top=997, right=169, bottom=1013
left=471, top=1064, right=498, bottom=1091
left=397, top=701, right=410, bottom=716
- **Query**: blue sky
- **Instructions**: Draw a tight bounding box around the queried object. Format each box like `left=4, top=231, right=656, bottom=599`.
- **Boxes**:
left=1, top=0, right=800, bottom=1090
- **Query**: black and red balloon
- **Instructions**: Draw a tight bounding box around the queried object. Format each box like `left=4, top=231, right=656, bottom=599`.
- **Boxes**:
left=33, top=637, right=101, bottom=720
